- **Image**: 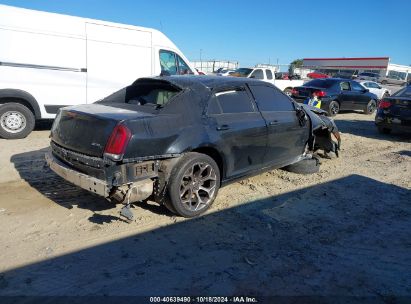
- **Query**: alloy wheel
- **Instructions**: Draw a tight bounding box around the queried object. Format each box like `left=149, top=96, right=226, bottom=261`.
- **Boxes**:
left=179, top=162, right=217, bottom=212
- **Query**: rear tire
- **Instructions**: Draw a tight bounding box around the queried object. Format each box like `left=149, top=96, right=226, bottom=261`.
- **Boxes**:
left=283, top=157, right=320, bottom=175
left=328, top=101, right=340, bottom=116
left=0, top=103, right=35, bottom=139
left=167, top=152, right=220, bottom=218
left=364, top=99, right=377, bottom=114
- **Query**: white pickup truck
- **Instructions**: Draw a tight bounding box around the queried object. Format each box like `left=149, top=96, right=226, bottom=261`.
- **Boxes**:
left=230, top=67, right=304, bottom=95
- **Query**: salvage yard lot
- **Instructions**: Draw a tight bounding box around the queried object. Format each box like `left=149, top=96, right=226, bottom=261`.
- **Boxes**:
left=0, top=112, right=410, bottom=297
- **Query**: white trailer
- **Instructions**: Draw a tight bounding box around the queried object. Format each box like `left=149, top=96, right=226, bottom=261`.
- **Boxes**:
left=0, top=4, right=197, bottom=139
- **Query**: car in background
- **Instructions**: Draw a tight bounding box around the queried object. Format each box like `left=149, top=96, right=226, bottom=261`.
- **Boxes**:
left=375, top=85, right=411, bottom=134
left=334, top=71, right=358, bottom=79
left=217, top=69, right=236, bottom=76
left=46, top=76, right=340, bottom=218
left=229, top=67, right=304, bottom=94
left=195, top=69, right=206, bottom=75
left=356, top=72, right=381, bottom=82
left=291, top=78, right=379, bottom=116
left=380, top=75, right=407, bottom=86
left=307, top=71, right=330, bottom=79
left=357, top=81, right=390, bottom=100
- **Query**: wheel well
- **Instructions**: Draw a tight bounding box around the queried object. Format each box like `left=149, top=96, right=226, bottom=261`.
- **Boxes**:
left=0, top=97, right=36, bottom=116
left=192, top=147, right=224, bottom=179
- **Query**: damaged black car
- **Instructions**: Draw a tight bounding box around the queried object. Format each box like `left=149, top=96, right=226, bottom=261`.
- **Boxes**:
left=46, top=76, right=340, bottom=218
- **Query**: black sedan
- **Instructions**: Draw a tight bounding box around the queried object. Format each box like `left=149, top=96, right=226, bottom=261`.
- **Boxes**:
left=375, top=85, right=411, bottom=134
left=291, top=78, right=379, bottom=116
left=46, top=76, right=340, bottom=218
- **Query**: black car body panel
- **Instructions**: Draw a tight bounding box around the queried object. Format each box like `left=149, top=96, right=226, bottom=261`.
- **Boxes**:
left=375, top=86, right=411, bottom=133
left=292, top=78, right=378, bottom=113
left=49, top=76, right=340, bottom=201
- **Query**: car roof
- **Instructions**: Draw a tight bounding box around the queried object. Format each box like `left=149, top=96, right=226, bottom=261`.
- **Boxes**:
left=136, top=75, right=269, bottom=91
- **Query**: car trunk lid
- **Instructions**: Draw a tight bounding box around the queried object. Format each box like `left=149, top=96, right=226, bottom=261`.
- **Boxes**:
left=51, top=104, right=154, bottom=157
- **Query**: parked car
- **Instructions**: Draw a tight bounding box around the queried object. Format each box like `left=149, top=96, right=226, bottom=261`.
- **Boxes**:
left=229, top=67, right=304, bottom=95
left=195, top=69, right=206, bottom=75
left=46, top=76, right=340, bottom=219
left=216, top=69, right=236, bottom=76
left=375, top=85, right=411, bottom=134
left=307, top=71, right=330, bottom=79
left=356, top=72, right=381, bottom=82
left=380, top=75, right=407, bottom=86
left=291, top=78, right=379, bottom=116
left=0, top=4, right=196, bottom=139
left=357, top=81, right=391, bottom=100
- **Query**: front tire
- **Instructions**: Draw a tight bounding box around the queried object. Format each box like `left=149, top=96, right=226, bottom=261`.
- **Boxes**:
left=167, top=152, right=220, bottom=218
left=0, top=103, right=35, bottom=139
left=328, top=100, right=340, bottom=116
left=364, top=99, right=377, bottom=114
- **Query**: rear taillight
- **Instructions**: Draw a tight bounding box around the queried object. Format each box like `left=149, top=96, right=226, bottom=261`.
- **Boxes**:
left=314, top=90, right=326, bottom=97
left=104, top=124, right=131, bottom=160
left=378, top=100, right=391, bottom=109
left=291, top=88, right=298, bottom=95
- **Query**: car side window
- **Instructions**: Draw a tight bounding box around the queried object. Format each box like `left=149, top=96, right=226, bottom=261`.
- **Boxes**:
left=250, top=69, right=264, bottom=80
left=176, top=55, right=194, bottom=75
left=369, top=82, right=379, bottom=89
left=266, top=69, right=273, bottom=80
left=340, top=82, right=351, bottom=91
left=159, top=50, right=177, bottom=75
left=351, top=81, right=364, bottom=92
left=363, top=82, right=370, bottom=88
left=214, top=88, right=255, bottom=114
left=249, top=85, right=294, bottom=112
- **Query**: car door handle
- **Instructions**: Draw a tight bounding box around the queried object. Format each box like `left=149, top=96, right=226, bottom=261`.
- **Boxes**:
left=216, top=124, right=230, bottom=131
left=269, top=120, right=279, bottom=126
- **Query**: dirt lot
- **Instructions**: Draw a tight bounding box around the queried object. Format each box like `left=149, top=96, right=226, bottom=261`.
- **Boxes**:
left=0, top=112, right=410, bottom=300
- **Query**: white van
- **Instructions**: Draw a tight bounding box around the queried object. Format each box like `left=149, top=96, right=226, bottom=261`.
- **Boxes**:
left=0, top=4, right=197, bottom=139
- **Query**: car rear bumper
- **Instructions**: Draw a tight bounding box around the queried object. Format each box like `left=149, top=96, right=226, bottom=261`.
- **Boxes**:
left=46, top=151, right=154, bottom=202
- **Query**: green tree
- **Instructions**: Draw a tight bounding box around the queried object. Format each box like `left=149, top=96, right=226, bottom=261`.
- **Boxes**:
left=289, top=59, right=303, bottom=75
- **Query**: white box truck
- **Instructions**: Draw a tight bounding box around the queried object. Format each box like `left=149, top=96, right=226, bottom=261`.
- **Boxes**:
left=0, top=4, right=197, bottom=139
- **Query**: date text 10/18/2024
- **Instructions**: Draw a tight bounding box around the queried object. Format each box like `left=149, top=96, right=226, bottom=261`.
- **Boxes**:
left=149, top=296, right=258, bottom=303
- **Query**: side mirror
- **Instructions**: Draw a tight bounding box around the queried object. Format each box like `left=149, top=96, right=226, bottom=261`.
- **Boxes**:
left=363, top=88, right=369, bottom=93
left=249, top=75, right=255, bottom=79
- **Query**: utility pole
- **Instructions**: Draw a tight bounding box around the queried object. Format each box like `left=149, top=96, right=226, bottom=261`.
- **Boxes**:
left=200, top=49, right=203, bottom=71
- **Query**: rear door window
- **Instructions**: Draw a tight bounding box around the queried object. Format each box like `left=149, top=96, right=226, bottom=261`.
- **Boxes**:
left=249, top=85, right=295, bottom=112
left=214, top=88, right=255, bottom=114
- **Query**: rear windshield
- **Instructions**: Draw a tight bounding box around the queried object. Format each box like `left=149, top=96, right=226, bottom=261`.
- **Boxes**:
left=99, top=81, right=181, bottom=108
left=393, top=86, right=411, bottom=97
left=231, top=68, right=253, bottom=77
left=304, top=79, right=335, bottom=88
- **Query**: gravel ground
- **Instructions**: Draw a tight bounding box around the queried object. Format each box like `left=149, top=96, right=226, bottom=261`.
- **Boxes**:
left=0, top=112, right=410, bottom=301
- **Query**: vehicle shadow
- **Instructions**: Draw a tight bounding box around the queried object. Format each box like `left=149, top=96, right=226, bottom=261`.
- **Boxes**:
left=10, top=148, right=172, bottom=222
left=10, top=148, right=119, bottom=213
left=0, top=175, right=410, bottom=299
left=34, top=119, right=53, bottom=131
left=334, top=117, right=411, bottom=142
